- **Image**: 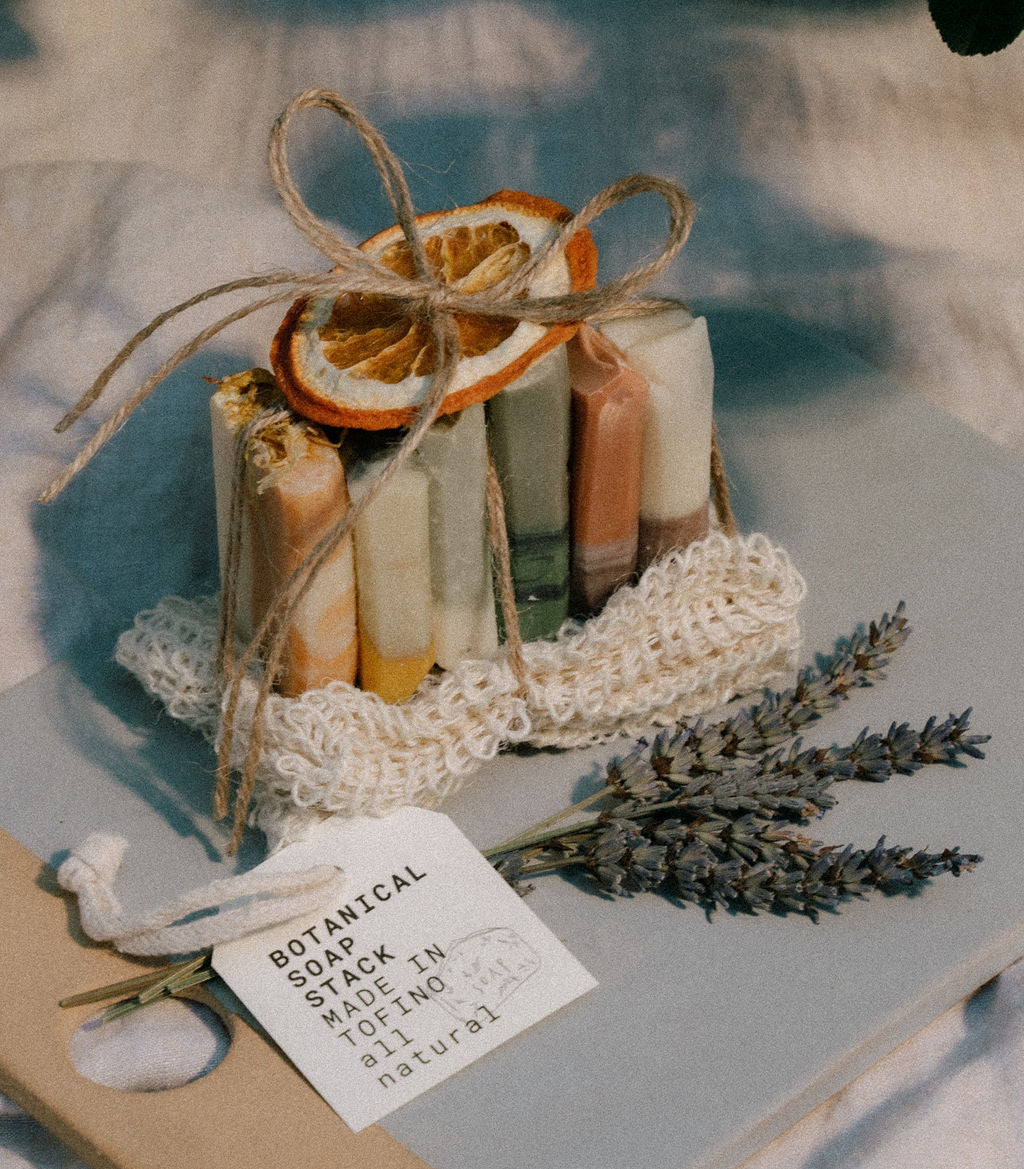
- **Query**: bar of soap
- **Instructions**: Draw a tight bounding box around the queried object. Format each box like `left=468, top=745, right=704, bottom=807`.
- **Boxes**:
left=209, top=369, right=281, bottom=640
left=600, top=309, right=714, bottom=571
left=415, top=404, right=499, bottom=669
left=247, top=421, right=358, bottom=698
left=485, top=346, right=572, bottom=643
left=566, top=324, right=648, bottom=612
left=348, top=453, right=434, bottom=703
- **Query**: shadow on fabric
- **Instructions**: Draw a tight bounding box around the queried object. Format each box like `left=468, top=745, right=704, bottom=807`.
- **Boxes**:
left=0, top=0, right=34, bottom=59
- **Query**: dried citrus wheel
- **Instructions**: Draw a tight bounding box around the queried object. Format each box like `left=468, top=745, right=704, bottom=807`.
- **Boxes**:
left=270, top=190, right=598, bottom=430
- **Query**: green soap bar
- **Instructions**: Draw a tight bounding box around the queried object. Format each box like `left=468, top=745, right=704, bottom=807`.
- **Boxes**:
left=487, top=347, right=572, bottom=644
left=496, top=527, right=571, bottom=643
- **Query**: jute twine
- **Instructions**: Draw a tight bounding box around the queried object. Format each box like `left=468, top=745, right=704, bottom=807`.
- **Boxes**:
left=40, top=88, right=736, bottom=854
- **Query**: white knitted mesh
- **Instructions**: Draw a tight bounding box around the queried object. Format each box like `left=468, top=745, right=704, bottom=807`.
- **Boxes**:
left=115, top=532, right=805, bottom=849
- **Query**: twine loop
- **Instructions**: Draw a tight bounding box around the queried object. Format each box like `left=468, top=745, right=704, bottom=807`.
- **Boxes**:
left=57, top=833, right=346, bottom=956
left=39, top=88, right=726, bottom=856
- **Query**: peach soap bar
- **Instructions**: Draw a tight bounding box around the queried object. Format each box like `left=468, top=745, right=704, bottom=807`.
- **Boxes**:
left=566, top=324, right=648, bottom=612
left=247, top=427, right=357, bottom=699
left=600, top=309, right=714, bottom=570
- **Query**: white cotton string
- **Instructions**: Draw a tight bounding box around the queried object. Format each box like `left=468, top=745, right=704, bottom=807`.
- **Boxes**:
left=56, top=834, right=345, bottom=956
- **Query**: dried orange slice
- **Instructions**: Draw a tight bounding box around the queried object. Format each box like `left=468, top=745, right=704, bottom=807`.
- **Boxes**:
left=270, top=190, right=598, bottom=430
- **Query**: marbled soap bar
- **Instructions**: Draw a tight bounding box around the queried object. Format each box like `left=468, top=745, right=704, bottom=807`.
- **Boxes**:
left=485, top=346, right=572, bottom=643
left=348, top=452, right=434, bottom=702
left=210, top=370, right=358, bottom=697
left=415, top=403, right=498, bottom=669
left=566, top=324, right=648, bottom=612
left=247, top=423, right=357, bottom=698
left=600, top=309, right=714, bottom=571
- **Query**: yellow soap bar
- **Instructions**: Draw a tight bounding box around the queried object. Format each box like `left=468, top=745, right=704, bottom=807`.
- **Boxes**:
left=356, top=637, right=436, bottom=705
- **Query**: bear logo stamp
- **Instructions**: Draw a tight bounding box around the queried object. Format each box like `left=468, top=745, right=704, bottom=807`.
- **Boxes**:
left=431, top=927, right=541, bottom=1020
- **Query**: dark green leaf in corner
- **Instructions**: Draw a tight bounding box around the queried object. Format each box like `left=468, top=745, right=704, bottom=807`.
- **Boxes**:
left=929, top=0, right=1024, bottom=55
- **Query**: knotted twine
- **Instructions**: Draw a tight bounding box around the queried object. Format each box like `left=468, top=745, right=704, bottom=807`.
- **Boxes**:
left=40, top=88, right=736, bottom=860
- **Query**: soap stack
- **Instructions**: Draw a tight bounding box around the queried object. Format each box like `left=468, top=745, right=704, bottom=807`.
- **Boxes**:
left=211, top=307, right=713, bottom=704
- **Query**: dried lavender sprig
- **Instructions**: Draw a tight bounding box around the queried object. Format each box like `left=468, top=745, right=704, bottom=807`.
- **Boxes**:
left=705, top=601, right=912, bottom=759
left=714, top=708, right=989, bottom=810
left=489, top=606, right=916, bottom=857
left=618, top=708, right=987, bottom=817
left=485, top=710, right=989, bottom=861
left=606, top=605, right=911, bottom=784
left=511, top=816, right=981, bottom=922
left=663, top=829, right=981, bottom=922
left=606, top=605, right=920, bottom=793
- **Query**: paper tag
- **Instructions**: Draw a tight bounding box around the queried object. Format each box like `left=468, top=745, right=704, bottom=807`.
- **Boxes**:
left=212, top=807, right=597, bottom=1131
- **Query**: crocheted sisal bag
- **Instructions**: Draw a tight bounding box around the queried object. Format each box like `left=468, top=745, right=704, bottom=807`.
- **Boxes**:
left=114, top=532, right=804, bottom=849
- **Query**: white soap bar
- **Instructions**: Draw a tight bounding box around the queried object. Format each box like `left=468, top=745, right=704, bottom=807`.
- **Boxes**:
left=415, top=404, right=498, bottom=669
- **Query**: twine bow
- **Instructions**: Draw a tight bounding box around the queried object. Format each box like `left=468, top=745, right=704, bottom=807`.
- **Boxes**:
left=40, top=88, right=731, bottom=855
